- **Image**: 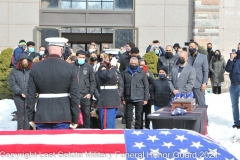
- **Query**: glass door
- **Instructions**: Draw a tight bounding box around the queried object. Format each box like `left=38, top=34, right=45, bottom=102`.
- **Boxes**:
left=113, top=28, right=138, bottom=49
left=34, top=26, right=62, bottom=50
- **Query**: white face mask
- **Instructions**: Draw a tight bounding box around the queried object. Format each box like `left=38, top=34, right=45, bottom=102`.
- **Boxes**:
left=0, top=51, right=1, bottom=54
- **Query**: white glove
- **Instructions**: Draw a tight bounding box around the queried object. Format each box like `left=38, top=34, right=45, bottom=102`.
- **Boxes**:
left=69, top=123, right=78, bottom=129
left=29, top=121, right=36, bottom=130
left=110, top=57, right=117, bottom=66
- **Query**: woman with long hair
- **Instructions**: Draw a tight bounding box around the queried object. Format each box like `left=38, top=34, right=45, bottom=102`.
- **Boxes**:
left=209, top=50, right=226, bottom=94
left=9, top=54, right=33, bottom=130
left=88, top=52, right=99, bottom=72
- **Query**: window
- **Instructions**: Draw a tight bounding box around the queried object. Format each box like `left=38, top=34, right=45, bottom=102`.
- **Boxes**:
left=41, top=0, right=59, bottom=9
left=41, top=0, right=133, bottom=10
left=115, top=0, right=133, bottom=10
left=61, top=0, right=86, bottom=9
left=88, top=0, right=113, bottom=10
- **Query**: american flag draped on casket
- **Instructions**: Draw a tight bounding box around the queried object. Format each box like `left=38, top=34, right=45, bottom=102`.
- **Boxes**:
left=0, top=129, right=237, bottom=160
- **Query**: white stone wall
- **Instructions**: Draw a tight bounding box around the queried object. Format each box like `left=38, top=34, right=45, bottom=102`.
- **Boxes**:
left=219, top=0, right=240, bottom=58
left=0, top=0, right=39, bottom=50
left=135, top=0, right=194, bottom=55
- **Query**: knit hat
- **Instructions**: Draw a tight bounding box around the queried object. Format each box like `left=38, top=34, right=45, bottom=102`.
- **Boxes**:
left=19, top=40, right=26, bottom=45
left=159, top=66, right=168, bottom=75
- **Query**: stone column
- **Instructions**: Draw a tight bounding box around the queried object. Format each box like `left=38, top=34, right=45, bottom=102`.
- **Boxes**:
left=193, top=0, right=220, bottom=50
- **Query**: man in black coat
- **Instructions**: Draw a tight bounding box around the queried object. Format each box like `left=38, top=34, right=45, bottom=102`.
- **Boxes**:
left=122, top=56, right=149, bottom=129
left=119, top=47, right=141, bottom=72
left=74, top=50, right=95, bottom=128
left=22, top=41, right=40, bottom=61
left=26, top=37, right=80, bottom=130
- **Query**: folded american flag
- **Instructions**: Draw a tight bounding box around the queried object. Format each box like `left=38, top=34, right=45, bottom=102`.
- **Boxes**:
left=0, top=129, right=236, bottom=160
left=171, top=108, right=187, bottom=116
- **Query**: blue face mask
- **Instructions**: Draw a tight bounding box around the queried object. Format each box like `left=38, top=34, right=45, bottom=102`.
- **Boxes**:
left=159, top=74, right=166, bottom=79
left=78, top=59, right=85, bottom=65
left=89, top=49, right=95, bottom=53
left=119, top=50, right=123, bottom=54
left=39, top=51, right=44, bottom=56
left=155, top=50, right=160, bottom=54
left=28, top=47, right=34, bottom=53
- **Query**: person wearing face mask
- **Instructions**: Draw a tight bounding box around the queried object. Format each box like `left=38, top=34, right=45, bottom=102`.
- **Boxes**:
left=9, top=54, right=33, bottom=130
left=173, top=43, right=180, bottom=54
left=188, top=42, right=208, bottom=106
left=74, top=50, right=95, bottom=128
left=38, top=46, right=46, bottom=60
left=97, top=51, right=123, bottom=129
left=146, top=40, right=165, bottom=56
left=13, top=40, right=27, bottom=68
left=23, top=41, right=40, bottom=62
left=88, top=52, right=100, bottom=72
left=138, top=59, right=154, bottom=129
left=209, top=50, right=225, bottom=95
left=169, top=51, right=196, bottom=103
left=121, top=57, right=149, bottom=129
left=151, top=66, right=172, bottom=111
left=119, top=47, right=141, bottom=72
left=225, top=45, right=240, bottom=129
left=85, top=44, right=97, bottom=62
left=175, top=47, right=183, bottom=64
left=157, top=45, right=178, bottom=78
left=118, top=42, right=135, bottom=65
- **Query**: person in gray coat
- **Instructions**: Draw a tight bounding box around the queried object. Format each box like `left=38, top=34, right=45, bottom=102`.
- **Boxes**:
left=9, top=54, right=33, bottom=130
left=157, top=45, right=178, bottom=78
left=188, top=42, right=209, bottom=105
left=209, top=50, right=226, bottom=94
left=169, top=51, right=196, bottom=96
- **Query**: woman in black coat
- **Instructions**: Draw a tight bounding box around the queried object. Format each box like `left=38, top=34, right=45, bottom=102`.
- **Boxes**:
left=8, top=54, right=33, bottom=130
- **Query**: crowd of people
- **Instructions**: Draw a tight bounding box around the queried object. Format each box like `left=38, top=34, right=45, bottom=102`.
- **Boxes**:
left=7, top=38, right=240, bottom=130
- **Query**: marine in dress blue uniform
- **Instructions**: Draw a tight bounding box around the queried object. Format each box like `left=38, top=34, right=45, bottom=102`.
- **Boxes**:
left=26, top=38, right=80, bottom=130
left=97, top=49, right=123, bottom=129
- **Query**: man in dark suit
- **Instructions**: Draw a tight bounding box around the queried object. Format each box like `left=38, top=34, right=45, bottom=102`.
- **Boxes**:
left=26, top=37, right=80, bottom=130
left=169, top=51, right=196, bottom=96
left=187, top=42, right=209, bottom=105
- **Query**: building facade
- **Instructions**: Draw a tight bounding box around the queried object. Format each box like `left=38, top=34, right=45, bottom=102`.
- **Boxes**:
left=0, top=0, right=240, bottom=58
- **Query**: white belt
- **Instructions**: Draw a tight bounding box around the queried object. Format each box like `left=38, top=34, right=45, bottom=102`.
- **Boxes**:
left=100, top=86, right=117, bottom=89
left=39, top=93, right=69, bottom=98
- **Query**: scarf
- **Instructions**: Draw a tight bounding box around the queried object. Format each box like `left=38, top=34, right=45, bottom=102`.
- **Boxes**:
left=128, top=66, right=140, bottom=75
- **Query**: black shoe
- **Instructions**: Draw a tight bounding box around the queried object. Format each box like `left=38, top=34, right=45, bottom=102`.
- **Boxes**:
left=232, top=125, right=240, bottom=129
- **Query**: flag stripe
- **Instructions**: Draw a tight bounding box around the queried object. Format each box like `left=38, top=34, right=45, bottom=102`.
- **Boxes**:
left=0, top=134, right=124, bottom=145
left=0, top=144, right=125, bottom=154
left=0, top=129, right=124, bottom=135
left=0, top=154, right=126, bottom=160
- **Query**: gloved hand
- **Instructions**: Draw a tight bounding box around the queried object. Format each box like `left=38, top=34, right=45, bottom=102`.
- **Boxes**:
left=69, top=123, right=78, bottom=129
left=29, top=121, right=36, bottom=130
left=110, top=57, right=117, bottom=66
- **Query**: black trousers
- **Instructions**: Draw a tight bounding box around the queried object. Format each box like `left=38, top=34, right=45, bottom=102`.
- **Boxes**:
left=126, top=101, right=143, bottom=129
left=140, top=101, right=152, bottom=129
left=80, top=94, right=91, bottom=128
left=13, top=96, right=30, bottom=130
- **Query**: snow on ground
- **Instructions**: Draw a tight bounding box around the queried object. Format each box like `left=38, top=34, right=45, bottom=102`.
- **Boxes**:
left=0, top=93, right=239, bottom=159
left=0, top=99, right=17, bottom=130
left=206, top=92, right=240, bottom=159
